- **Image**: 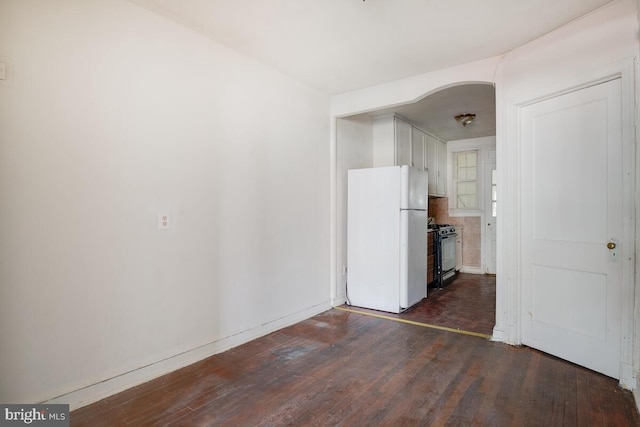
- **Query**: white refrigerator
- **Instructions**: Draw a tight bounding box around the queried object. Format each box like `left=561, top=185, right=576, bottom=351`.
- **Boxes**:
left=347, top=165, right=428, bottom=313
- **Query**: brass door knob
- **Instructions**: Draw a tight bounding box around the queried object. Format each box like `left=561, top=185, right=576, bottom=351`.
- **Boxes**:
left=607, top=242, right=616, bottom=250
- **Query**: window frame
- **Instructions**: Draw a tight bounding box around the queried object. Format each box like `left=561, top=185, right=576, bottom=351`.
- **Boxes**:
left=447, top=139, right=494, bottom=217
left=453, top=150, right=480, bottom=210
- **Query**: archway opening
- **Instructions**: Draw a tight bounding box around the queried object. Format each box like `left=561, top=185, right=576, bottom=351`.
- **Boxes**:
left=335, top=82, right=497, bottom=336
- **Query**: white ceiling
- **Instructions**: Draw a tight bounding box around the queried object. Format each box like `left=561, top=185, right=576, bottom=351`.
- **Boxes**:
left=370, top=84, right=496, bottom=141
left=132, top=0, right=614, bottom=95
left=131, top=0, right=614, bottom=140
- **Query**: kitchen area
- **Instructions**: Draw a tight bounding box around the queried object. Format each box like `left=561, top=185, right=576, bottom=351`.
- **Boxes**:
left=336, top=83, right=496, bottom=333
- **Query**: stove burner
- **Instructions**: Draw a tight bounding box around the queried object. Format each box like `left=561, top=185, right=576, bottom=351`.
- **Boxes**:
left=429, top=224, right=456, bottom=235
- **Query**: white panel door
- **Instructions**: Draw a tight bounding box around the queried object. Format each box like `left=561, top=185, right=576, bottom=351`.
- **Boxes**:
left=520, top=79, right=623, bottom=378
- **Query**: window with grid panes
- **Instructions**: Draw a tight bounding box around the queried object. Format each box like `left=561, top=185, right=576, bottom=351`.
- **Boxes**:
left=454, top=150, right=478, bottom=209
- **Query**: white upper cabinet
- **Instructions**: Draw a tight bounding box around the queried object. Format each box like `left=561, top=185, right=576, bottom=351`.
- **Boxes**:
left=436, top=139, right=447, bottom=196
left=371, top=115, right=444, bottom=195
left=425, top=134, right=438, bottom=194
left=424, top=134, right=447, bottom=197
left=372, top=115, right=427, bottom=171
left=411, top=126, right=426, bottom=170
left=394, top=117, right=412, bottom=167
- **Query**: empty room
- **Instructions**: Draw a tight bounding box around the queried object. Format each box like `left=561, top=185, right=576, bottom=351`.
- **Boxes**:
left=2, top=0, right=640, bottom=425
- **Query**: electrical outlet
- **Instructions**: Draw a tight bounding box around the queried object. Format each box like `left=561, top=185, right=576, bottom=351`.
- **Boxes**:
left=158, top=213, right=170, bottom=230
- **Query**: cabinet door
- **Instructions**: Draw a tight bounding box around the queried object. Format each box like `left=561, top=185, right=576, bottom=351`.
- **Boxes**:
left=394, top=117, right=412, bottom=166
left=411, top=127, right=426, bottom=170
left=436, top=140, right=447, bottom=195
left=425, top=134, right=437, bottom=195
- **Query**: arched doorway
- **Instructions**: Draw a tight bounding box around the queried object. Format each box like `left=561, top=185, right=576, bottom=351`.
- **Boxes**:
left=332, top=81, right=497, bottom=336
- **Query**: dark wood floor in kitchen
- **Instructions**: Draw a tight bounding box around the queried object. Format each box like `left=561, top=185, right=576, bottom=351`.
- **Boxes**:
left=71, top=274, right=640, bottom=426
left=343, top=272, right=496, bottom=336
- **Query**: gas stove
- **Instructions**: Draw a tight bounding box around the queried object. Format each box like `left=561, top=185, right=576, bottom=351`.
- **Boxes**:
left=428, top=224, right=456, bottom=236
left=428, top=224, right=458, bottom=288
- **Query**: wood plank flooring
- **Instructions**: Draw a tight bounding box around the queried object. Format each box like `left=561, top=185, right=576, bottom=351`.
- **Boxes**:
left=344, top=272, right=496, bottom=336
left=71, top=274, right=639, bottom=426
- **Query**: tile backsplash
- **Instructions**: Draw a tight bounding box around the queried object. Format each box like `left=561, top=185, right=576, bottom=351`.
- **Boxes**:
left=429, top=197, right=482, bottom=269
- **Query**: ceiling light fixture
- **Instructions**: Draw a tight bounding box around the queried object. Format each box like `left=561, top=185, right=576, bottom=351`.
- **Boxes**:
left=455, top=113, right=476, bottom=127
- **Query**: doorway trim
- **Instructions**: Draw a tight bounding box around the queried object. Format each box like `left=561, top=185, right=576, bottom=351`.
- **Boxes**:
left=329, top=57, right=503, bottom=311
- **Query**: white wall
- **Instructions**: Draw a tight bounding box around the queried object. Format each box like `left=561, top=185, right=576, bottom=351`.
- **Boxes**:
left=334, top=115, right=373, bottom=303
left=0, top=0, right=330, bottom=407
left=371, top=114, right=395, bottom=167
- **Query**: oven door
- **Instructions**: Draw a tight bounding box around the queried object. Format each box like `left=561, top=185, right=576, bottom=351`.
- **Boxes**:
left=441, top=234, right=457, bottom=273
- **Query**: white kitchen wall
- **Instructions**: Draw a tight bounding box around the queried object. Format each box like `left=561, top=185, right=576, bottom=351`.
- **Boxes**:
left=335, top=115, right=373, bottom=304
left=0, top=0, right=330, bottom=407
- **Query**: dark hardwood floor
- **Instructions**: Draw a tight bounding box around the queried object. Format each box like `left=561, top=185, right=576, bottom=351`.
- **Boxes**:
left=71, top=274, right=639, bottom=426
left=344, top=272, right=496, bottom=336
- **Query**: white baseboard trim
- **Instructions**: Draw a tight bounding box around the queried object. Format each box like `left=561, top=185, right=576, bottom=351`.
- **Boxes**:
left=459, top=266, right=484, bottom=274
left=619, top=363, right=637, bottom=391
left=332, top=295, right=347, bottom=307
left=44, top=300, right=332, bottom=411
left=491, top=325, right=507, bottom=343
